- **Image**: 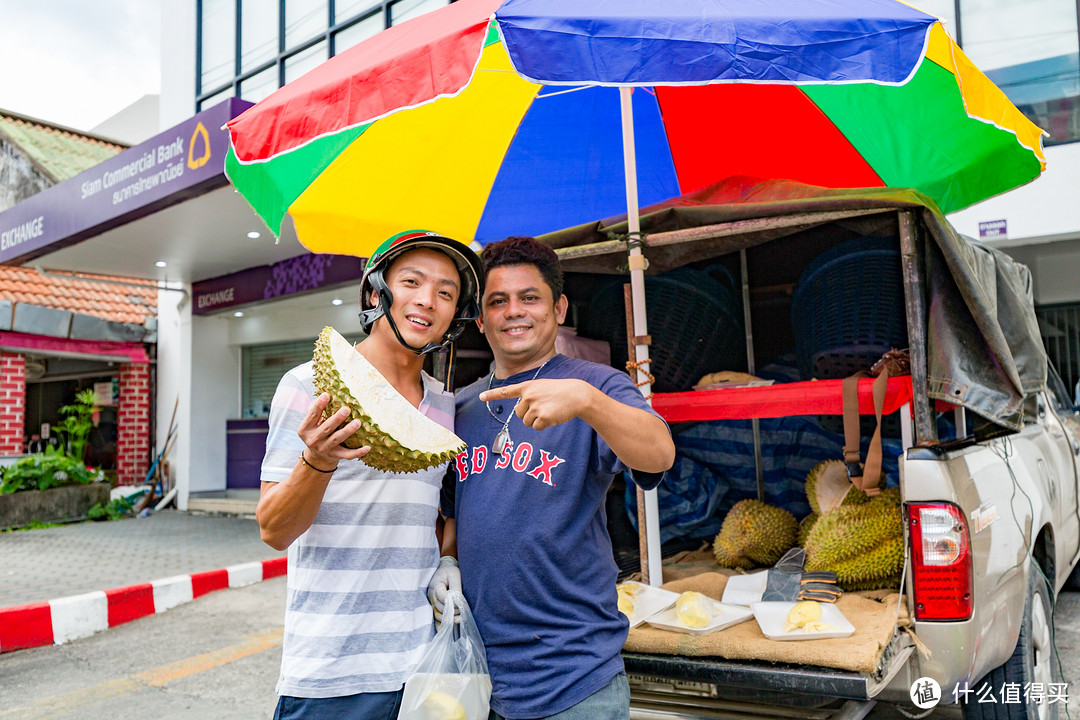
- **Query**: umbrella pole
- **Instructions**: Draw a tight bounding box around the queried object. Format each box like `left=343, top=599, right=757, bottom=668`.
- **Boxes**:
left=619, top=87, right=663, bottom=586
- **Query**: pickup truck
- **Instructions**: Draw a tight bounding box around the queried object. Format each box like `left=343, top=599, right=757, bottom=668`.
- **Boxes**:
left=548, top=179, right=1080, bottom=720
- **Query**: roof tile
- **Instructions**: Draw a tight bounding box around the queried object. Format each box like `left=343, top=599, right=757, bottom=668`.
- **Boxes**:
left=0, top=266, right=156, bottom=326
left=0, top=112, right=125, bottom=182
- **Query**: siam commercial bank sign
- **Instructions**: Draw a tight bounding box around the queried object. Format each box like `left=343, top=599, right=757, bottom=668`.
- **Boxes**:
left=0, top=98, right=251, bottom=265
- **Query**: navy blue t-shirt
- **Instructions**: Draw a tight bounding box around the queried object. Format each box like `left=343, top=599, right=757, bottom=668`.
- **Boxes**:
left=442, top=354, right=665, bottom=719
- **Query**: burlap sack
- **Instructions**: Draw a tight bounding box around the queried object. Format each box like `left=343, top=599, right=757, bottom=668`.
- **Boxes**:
left=623, top=572, right=903, bottom=674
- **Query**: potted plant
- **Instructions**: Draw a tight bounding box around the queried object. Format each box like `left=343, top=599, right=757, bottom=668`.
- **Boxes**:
left=0, top=390, right=111, bottom=528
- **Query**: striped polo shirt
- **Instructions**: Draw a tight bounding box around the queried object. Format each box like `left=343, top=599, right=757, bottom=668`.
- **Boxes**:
left=261, top=360, right=454, bottom=698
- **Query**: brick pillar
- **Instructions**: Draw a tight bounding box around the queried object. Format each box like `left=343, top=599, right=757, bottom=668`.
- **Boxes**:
left=116, top=363, right=151, bottom=486
left=0, top=353, right=26, bottom=455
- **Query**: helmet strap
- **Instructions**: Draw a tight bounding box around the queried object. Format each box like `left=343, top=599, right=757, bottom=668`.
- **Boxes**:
left=359, top=268, right=479, bottom=357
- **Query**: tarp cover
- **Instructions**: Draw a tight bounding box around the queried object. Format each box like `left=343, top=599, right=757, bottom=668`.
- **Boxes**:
left=540, top=178, right=1047, bottom=430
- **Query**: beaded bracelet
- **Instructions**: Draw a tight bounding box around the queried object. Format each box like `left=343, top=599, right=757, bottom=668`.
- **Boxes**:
left=299, top=452, right=335, bottom=474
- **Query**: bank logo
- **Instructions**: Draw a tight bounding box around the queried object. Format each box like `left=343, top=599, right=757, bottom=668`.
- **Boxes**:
left=187, top=122, right=211, bottom=170
left=910, top=677, right=941, bottom=709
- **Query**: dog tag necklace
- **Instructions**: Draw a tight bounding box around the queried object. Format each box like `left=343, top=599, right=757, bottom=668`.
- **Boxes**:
left=486, top=357, right=552, bottom=455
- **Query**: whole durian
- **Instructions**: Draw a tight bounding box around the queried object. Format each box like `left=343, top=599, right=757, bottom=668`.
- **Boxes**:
left=804, top=487, right=903, bottom=590
left=713, top=499, right=798, bottom=569
left=312, top=327, right=465, bottom=473
left=804, top=460, right=881, bottom=514
left=797, top=513, right=818, bottom=547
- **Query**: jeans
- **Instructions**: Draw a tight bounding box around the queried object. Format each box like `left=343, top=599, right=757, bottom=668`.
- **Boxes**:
left=273, top=688, right=403, bottom=720
left=489, top=673, right=630, bottom=720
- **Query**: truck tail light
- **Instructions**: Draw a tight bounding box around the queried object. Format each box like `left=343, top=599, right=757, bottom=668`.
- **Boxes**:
left=908, top=503, right=973, bottom=621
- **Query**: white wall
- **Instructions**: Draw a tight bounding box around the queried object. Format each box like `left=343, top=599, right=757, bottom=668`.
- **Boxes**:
left=91, top=95, right=160, bottom=145
left=948, top=142, right=1080, bottom=245
left=227, top=298, right=364, bottom=346
left=160, top=1, right=197, bottom=130
left=156, top=284, right=191, bottom=508
left=946, top=142, right=1080, bottom=306
left=188, top=314, right=240, bottom=495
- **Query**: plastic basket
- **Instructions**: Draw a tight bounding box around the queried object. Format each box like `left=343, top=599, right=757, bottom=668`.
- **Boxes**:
left=791, top=237, right=908, bottom=381
left=581, top=266, right=744, bottom=393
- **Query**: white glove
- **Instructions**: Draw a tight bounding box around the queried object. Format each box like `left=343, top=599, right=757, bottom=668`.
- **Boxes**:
left=428, top=556, right=462, bottom=626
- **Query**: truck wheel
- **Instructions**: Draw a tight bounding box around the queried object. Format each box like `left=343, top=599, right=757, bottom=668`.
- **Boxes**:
left=961, top=568, right=1060, bottom=720
left=1063, top=561, right=1080, bottom=592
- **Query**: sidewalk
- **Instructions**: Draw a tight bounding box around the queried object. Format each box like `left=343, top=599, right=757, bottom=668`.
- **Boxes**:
left=0, top=510, right=286, bottom=653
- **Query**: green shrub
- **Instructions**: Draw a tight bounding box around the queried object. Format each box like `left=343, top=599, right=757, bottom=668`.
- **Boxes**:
left=57, top=389, right=100, bottom=462
left=0, top=445, right=105, bottom=494
left=88, top=495, right=134, bottom=521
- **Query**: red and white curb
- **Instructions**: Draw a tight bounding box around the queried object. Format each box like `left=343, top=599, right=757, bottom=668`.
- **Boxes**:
left=0, top=556, right=286, bottom=653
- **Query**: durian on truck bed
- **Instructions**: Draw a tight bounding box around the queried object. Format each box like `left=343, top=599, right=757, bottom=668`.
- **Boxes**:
left=312, top=326, right=465, bottom=473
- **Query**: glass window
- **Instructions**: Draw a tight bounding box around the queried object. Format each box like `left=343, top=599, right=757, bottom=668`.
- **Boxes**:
left=960, top=0, right=1080, bottom=144
left=336, top=0, right=380, bottom=25
left=198, top=86, right=236, bottom=112
left=241, top=0, right=279, bottom=74
left=334, top=13, right=383, bottom=53
left=240, top=65, right=279, bottom=103
left=200, top=0, right=237, bottom=93
left=284, top=41, right=328, bottom=83
left=285, top=0, right=328, bottom=49
left=241, top=334, right=364, bottom=418
left=389, top=0, right=448, bottom=26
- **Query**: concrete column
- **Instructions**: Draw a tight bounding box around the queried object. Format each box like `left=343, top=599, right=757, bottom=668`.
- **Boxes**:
left=0, top=352, right=26, bottom=455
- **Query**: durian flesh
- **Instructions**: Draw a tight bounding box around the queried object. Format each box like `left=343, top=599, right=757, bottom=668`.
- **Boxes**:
left=675, top=591, right=713, bottom=628
left=421, top=690, right=466, bottom=720
left=617, top=585, right=636, bottom=618
left=312, top=327, right=465, bottom=473
left=784, top=600, right=823, bottom=632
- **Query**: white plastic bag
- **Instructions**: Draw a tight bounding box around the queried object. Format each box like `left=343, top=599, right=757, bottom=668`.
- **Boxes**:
left=398, top=592, right=491, bottom=720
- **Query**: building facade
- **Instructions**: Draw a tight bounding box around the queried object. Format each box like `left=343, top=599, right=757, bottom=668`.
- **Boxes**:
left=162, top=0, right=1080, bottom=506
left=0, top=111, right=156, bottom=484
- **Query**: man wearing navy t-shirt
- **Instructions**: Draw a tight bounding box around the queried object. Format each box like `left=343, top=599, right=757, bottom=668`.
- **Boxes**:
left=439, top=236, right=675, bottom=720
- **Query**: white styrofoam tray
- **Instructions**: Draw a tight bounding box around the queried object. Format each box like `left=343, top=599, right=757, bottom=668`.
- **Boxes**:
left=750, top=601, right=855, bottom=641
left=645, top=596, right=754, bottom=635
left=618, top=581, right=680, bottom=628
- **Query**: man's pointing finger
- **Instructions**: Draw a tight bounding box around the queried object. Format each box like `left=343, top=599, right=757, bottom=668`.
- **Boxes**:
left=479, top=383, right=526, bottom=402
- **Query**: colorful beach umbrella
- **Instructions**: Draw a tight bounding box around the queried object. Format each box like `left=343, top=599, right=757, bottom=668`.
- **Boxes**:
left=225, top=0, right=1046, bottom=256
left=224, top=0, right=1048, bottom=582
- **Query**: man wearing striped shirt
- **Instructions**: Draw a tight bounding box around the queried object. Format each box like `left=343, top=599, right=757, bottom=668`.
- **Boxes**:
left=257, top=232, right=482, bottom=720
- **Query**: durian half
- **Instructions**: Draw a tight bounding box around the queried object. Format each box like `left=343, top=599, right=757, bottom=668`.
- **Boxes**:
left=313, top=327, right=465, bottom=473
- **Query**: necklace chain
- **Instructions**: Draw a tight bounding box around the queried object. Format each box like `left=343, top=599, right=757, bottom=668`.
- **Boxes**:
left=485, top=356, right=553, bottom=454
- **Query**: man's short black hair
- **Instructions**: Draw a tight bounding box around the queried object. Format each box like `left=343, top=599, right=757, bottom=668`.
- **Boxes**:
left=480, top=236, right=564, bottom=300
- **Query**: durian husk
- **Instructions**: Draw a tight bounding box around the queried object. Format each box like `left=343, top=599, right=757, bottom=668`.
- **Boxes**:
left=804, top=487, right=904, bottom=591
left=713, top=499, right=798, bottom=569
left=804, top=460, right=883, bottom=515
left=312, top=327, right=465, bottom=473
left=797, top=513, right=819, bottom=547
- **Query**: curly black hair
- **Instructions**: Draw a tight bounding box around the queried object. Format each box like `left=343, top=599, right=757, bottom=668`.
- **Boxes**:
left=480, top=236, right=564, bottom=300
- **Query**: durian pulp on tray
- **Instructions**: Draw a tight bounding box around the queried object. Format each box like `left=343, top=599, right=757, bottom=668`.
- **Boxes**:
left=313, top=326, right=465, bottom=473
